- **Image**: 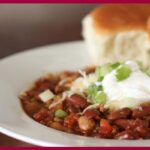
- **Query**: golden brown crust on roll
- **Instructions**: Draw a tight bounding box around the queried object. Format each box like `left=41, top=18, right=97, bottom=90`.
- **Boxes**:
left=91, top=4, right=150, bottom=34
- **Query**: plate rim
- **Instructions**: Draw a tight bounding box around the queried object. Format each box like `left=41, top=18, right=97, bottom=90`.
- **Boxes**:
left=0, top=40, right=150, bottom=147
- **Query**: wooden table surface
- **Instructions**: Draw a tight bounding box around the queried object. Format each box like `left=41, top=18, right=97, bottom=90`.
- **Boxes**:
left=0, top=4, right=98, bottom=146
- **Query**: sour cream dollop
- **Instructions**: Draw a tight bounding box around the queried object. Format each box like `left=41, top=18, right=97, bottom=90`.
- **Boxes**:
left=102, top=61, right=150, bottom=109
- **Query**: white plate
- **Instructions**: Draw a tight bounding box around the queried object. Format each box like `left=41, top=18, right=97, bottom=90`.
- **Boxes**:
left=0, top=41, right=149, bottom=147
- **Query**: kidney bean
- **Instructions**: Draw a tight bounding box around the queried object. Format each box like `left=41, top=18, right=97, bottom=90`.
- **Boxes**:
left=136, top=126, right=148, bottom=137
left=128, top=119, right=150, bottom=138
left=84, top=109, right=100, bottom=120
left=67, top=94, right=88, bottom=109
left=68, top=105, right=80, bottom=113
left=49, top=82, right=59, bottom=93
left=115, top=118, right=149, bottom=137
left=78, top=116, right=95, bottom=133
left=99, top=119, right=113, bottom=138
left=132, top=105, right=150, bottom=118
left=114, top=119, right=130, bottom=130
left=115, top=131, right=135, bottom=140
left=107, top=108, right=131, bottom=121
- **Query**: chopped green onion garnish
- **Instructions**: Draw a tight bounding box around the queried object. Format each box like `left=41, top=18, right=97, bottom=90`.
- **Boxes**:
left=146, top=69, right=150, bottom=77
left=86, top=84, right=95, bottom=96
left=96, top=63, right=121, bottom=81
left=99, top=76, right=104, bottom=81
left=86, top=84, right=96, bottom=100
left=55, top=109, right=68, bottom=118
left=86, top=84, right=106, bottom=104
left=137, top=61, right=146, bottom=72
left=96, top=64, right=110, bottom=81
left=137, top=61, right=143, bottom=68
left=86, top=84, right=103, bottom=103
left=94, top=91, right=106, bottom=104
left=96, top=66, right=103, bottom=82
left=87, top=84, right=103, bottom=95
left=116, top=65, right=132, bottom=81
left=96, top=84, right=103, bottom=91
left=136, top=61, right=150, bottom=76
left=109, top=62, right=121, bottom=72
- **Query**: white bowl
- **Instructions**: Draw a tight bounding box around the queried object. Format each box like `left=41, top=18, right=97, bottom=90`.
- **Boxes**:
left=0, top=41, right=149, bottom=146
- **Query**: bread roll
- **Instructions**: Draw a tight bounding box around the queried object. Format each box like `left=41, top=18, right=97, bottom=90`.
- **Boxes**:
left=82, top=4, right=150, bottom=66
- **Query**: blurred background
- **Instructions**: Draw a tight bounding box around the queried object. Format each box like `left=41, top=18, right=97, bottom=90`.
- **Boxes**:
left=0, top=4, right=98, bottom=58
left=0, top=4, right=99, bottom=146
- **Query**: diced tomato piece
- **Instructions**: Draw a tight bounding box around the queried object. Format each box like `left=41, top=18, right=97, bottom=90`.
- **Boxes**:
left=33, top=109, right=49, bottom=122
left=99, top=119, right=113, bottom=138
left=64, top=113, right=79, bottom=128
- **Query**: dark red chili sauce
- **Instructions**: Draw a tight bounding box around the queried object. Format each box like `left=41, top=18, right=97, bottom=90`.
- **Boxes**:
left=19, top=67, right=150, bottom=139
